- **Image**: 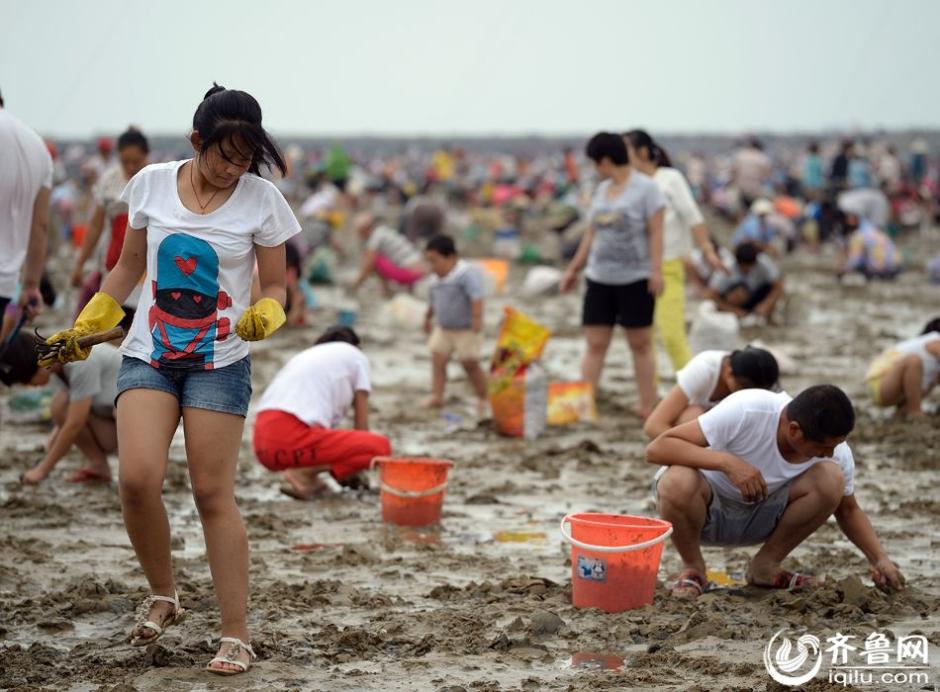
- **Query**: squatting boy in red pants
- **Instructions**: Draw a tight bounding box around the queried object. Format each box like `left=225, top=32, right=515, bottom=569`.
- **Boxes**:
left=253, top=326, right=391, bottom=499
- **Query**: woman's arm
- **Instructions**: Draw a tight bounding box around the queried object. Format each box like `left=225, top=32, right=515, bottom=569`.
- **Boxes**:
left=353, top=391, right=369, bottom=431
left=254, top=243, right=288, bottom=306
left=99, top=224, right=147, bottom=305
left=643, top=386, right=691, bottom=440
left=560, top=227, right=595, bottom=292
left=72, top=204, right=106, bottom=287
left=647, top=208, right=664, bottom=294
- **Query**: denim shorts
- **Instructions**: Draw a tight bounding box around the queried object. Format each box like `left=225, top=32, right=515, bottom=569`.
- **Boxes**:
left=115, top=355, right=252, bottom=417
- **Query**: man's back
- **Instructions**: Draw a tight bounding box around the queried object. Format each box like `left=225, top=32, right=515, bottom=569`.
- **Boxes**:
left=0, top=110, right=53, bottom=297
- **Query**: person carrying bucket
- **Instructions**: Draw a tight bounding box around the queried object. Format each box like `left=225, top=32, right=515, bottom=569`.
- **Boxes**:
left=646, top=385, right=904, bottom=598
left=253, top=326, right=392, bottom=499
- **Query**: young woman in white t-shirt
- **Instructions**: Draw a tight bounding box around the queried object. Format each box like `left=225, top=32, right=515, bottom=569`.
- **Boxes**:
left=42, top=84, right=300, bottom=676
left=644, top=346, right=779, bottom=440
left=70, top=126, right=150, bottom=326
left=625, top=130, right=725, bottom=373
left=865, top=318, right=940, bottom=416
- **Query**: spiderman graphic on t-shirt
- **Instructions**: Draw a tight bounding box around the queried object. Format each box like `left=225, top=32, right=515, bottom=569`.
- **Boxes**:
left=148, top=233, right=231, bottom=369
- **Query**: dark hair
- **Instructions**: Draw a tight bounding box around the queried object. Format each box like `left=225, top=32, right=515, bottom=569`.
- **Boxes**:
left=192, top=83, right=287, bottom=176
left=921, top=317, right=940, bottom=335
left=625, top=129, right=673, bottom=168
left=585, top=132, right=628, bottom=166
left=117, top=126, right=150, bottom=155
left=749, top=137, right=763, bottom=150
left=407, top=201, right=445, bottom=239
left=0, top=333, right=41, bottom=387
left=735, top=242, right=760, bottom=266
left=0, top=88, right=4, bottom=108
left=315, top=326, right=361, bottom=347
left=729, top=346, right=779, bottom=390
left=807, top=141, right=819, bottom=154
left=425, top=234, right=457, bottom=257
left=785, top=384, right=855, bottom=442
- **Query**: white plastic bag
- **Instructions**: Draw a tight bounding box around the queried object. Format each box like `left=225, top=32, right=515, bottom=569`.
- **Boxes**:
left=521, top=266, right=562, bottom=297
left=689, top=301, right=740, bottom=354
left=387, top=294, right=428, bottom=330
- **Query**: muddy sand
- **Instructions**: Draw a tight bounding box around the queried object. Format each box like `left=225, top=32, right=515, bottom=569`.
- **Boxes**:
left=2, top=229, right=939, bottom=691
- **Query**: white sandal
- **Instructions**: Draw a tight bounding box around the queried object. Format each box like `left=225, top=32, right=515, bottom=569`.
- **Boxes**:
left=206, top=637, right=256, bottom=675
left=130, top=591, right=185, bottom=647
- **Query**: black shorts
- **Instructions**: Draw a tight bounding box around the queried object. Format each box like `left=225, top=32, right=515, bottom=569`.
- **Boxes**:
left=722, top=282, right=772, bottom=312
left=582, top=278, right=654, bottom=328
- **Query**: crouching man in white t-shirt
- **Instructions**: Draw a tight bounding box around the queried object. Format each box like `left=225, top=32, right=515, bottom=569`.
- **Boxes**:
left=646, top=385, right=904, bottom=598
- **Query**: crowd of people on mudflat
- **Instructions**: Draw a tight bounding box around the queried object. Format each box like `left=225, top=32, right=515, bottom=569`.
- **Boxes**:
left=1, top=82, right=934, bottom=675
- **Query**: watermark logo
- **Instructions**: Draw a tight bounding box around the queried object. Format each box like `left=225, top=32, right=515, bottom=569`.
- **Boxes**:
left=763, top=629, right=931, bottom=687
left=764, top=629, right=823, bottom=686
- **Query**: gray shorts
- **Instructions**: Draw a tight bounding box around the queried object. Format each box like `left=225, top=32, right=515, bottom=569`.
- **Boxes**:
left=652, top=466, right=790, bottom=547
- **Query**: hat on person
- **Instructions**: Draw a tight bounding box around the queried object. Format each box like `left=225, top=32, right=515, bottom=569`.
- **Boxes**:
left=750, top=199, right=774, bottom=216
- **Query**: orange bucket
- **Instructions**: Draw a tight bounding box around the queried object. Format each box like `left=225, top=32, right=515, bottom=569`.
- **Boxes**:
left=372, top=457, right=453, bottom=527
left=560, top=513, right=672, bottom=613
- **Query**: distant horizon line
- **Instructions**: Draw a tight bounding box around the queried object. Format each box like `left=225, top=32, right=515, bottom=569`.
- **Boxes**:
left=37, top=125, right=940, bottom=142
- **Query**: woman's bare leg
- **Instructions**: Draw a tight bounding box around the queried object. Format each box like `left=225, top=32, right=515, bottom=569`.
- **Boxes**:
left=117, top=389, right=181, bottom=640
left=182, top=407, right=250, bottom=672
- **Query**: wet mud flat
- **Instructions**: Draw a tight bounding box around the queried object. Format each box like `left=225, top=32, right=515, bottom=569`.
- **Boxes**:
left=2, top=235, right=940, bottom=691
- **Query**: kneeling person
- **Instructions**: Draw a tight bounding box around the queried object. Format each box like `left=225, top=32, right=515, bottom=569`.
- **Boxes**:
left=1, top=333, right=119, bottom=484
left=253, top=326, right=391, bottom=500
left=644, top=346, right=779, bottom=440
left=646, top=385, right=903, bottom=598
left=707, top=242, right=783, bottom=323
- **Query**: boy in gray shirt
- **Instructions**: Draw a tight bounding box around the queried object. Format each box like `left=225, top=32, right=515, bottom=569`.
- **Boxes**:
left=0, top=334, right=119, bottom=484
left=707, top=242, right=784, bottom=323
left=423, top=235, right=488, bottom=416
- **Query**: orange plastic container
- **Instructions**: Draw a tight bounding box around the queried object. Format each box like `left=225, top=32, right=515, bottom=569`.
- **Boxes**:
left=560, top=513, right=672, bottom=613
left=71, top=224, right=87, bottom=249
left=372, top=457, right=453, bottom=527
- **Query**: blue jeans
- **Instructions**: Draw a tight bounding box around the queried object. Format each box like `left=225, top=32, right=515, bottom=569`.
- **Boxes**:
left=116, top=355, right=251, bottom=417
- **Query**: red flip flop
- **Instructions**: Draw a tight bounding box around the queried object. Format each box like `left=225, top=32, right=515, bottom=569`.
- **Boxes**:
left=67, top=468, right=113, bottom=484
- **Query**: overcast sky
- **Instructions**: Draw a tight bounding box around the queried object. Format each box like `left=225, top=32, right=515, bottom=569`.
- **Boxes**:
left=2, top=0, right=938, bottom=138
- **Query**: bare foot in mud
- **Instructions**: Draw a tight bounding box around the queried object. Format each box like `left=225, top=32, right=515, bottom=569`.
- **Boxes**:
left=422, top=397, right=444, bottom=409
left=280, top=469, right=329, bottom=501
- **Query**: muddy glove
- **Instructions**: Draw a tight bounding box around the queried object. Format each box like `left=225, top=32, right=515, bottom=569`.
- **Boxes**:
left=235, top=297, right=286, bottom=342
left=40, top=292, right=125, bottom=367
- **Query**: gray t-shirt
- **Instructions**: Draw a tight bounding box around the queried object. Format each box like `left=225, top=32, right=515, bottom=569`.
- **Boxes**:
left=429, top=259, right=485, bottom=330
left=585, top=173, right=665, bottom=285
left=57, top=343, right=122, bottom=416
left=709, top=253, right=780, bottom=295
left=366, top=224, right=421, bottom=267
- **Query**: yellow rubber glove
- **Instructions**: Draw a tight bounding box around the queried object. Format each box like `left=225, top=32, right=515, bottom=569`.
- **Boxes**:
left=40, top=292, right=125, bottom=367
left=235, top=297, right=286, bottom=342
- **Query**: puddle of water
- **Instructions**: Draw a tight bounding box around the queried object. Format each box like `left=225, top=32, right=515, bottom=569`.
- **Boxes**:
left=567, top=652, right=625, bottom=671
left=493, top=530, right=547, bottom=543
left=289, top=542, right=344, bottom=553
